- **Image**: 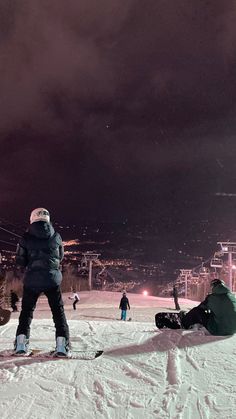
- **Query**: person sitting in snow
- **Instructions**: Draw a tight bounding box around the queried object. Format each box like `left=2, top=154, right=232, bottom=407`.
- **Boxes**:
left=14, top=208, right=70, bottom=356
left=69, top=290, right=80, bottom=310
left=156, top=279, right=236, bottom=336
left=180, top=279, right=236, bottom=335
left=119, top=292, right=130, bottom=321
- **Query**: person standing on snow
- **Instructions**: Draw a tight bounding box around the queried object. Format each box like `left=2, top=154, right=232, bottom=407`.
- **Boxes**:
left=172, top=284, right=180, bottom=310
left=14, top=208, right=70, bottom=356
left=10, top=290, right=19, bottom=312
left=119, top=292, right=130, bottom=321
left=69, top=290, right=80, bottom=310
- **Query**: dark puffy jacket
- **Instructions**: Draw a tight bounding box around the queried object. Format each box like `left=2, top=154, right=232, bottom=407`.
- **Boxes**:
left=200, top=283, right=236, bottom=335
left=119, top=296, right=130, bottom=310
left=16, top=221, right=64, bottom=290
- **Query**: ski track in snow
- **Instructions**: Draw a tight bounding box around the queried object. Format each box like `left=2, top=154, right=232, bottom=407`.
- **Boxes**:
left=1, top=292, right=236, bottom=418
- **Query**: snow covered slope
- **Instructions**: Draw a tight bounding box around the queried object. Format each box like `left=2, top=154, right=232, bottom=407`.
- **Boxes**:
left=0, top=291, right=236, bottom=419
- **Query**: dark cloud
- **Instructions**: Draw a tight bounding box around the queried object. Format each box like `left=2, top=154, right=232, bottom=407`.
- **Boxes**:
left=1, top=0, right=236, bottom=132
left=1, top=1, right=236, bottom=224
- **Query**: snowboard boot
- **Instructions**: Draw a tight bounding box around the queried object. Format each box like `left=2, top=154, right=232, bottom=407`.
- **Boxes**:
left=179, top=310, right=188, bottom=328
left=14, top=334, right=29, bottom=354
left=55, top=336, right=70, bottom=357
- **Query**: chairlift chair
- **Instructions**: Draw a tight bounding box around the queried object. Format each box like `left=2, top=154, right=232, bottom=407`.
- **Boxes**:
left=210, top=258, right=223, bottom=268
left=80, top=256, right=88, bottom=268
left=78, top=256, right=88, bottom=274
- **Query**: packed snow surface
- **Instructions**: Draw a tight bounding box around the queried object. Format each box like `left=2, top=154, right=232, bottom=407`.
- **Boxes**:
left=1, top=291, right=236, bottom=419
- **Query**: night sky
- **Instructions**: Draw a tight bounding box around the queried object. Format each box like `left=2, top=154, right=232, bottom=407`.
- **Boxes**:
left=1, top=1, right=236, bottom=232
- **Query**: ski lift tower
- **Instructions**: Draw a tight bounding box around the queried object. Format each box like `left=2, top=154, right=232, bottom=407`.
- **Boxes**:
left=179, top=269, right=192, bottom=299
left=217, top=242, right=236, bottom=291
left=82, top=252, right=100, bottom=291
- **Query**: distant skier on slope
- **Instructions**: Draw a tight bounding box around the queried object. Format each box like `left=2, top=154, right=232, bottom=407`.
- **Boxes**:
left=119, top=292, right=130, bottom=321
left=14, top=208, right=70, bottom=356
left=69, top=290, right=80, bottom=310
left=10, top=290, right=19, bottom=312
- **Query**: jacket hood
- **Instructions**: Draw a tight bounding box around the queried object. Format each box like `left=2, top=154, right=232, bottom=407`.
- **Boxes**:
left=28, top=221, right=55, bottom=239
left=212, top=283, right=230, bottom=295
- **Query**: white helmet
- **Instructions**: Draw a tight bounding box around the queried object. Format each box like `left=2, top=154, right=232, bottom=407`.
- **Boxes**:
left=30, top=208, right=50, bottom=224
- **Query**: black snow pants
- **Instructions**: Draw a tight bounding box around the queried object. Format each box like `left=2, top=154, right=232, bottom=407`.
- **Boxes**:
left=174, top=296, right=180, bottom=311
left=16, top=286, right=69, bottom=341
left=11, top=302, right=18, bottom=312
left=181, top=306, right=210, bottom=329
left=73, top=299, right=79, bottom=310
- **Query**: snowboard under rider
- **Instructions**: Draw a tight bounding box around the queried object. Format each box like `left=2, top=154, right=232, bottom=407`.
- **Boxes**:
left=119, top=292, right=130, bottom=321
left=14, top=208, right=70, bottom=356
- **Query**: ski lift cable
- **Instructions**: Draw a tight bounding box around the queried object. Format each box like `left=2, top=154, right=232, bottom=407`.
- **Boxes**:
left=0, top=225, right=21, bottom=238
left=93, top=267, right=106, bottom=278
left=93, top=259, right=116, bottom=283
left=0, top=248, right=15, bottom=254
left=93, top=258, right=105, bottom=268
left=0, top=217, right=25, bottom=231
left=0, top=239, right=17, bottom=247
left=192, top=254, right=216, bottom=273
left=178, top=250, right=224, bottom=283
left=94, top=259, right=107, bottom=274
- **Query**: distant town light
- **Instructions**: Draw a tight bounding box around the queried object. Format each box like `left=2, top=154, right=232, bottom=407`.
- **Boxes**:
left=143, top=290, right=148, bottom=296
